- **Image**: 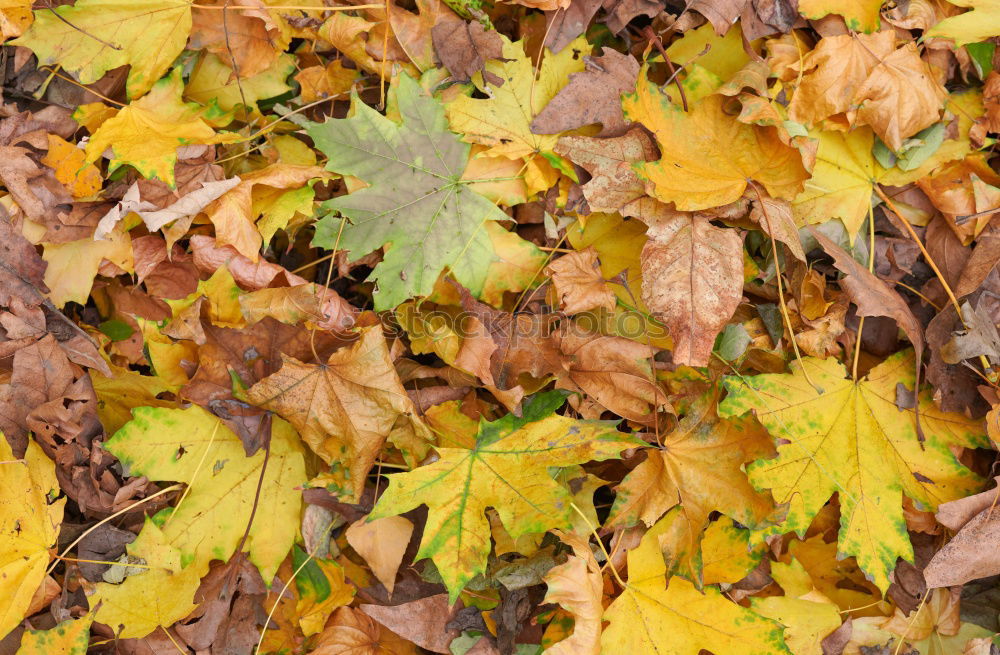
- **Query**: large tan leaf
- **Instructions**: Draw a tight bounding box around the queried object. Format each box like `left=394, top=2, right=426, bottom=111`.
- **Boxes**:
left=640, top=212, right=744, bottom=366
left=247, top=326, right=431, bottom=501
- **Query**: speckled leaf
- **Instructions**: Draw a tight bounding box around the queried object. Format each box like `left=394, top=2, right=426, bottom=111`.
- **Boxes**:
left=369, top=391, right=640, bottom=601
left=15, top=615, right=93, bottom=655
left=91, top=406, right=305, bottom=637
left=719, top=351, right=986, bottom=591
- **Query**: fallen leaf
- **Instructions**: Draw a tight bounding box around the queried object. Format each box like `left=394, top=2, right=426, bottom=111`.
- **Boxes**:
left=623, top=77, right=808, bottom=210
left=14, top=614, right=93, bottom=655
left=640, top=211, right=744, bottom=366
left=84, top=68, right=238, bottom=186
left=91, top=406, right=305, bottom=637
left=308, top=74, right=517, bottom=309
left=247, top=326, right=430, bottom=501
left=369, top=391, right=639, bottom=599
left=313, top=606, right=418, bottom=655
left=532, top=49, right=639, bottom=137
left=602, top=514, right=791, bottom=654
left=545, top=247, right=616, bottom=315
left=12, top=0, right=192, bottom=98
left=720, top=351, right=986, bottom=591
left=608, top=380, right=773, bottom=583
left=189, top=0, right=290, bottom=79
left=0, top=438, right=65, bottom=639
left=345, top=515, right=414, bottom=595
left=541, top=531, right=603, bottom=655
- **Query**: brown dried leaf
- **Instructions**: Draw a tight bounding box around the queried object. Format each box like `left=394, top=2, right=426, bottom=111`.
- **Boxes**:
left=532, top=50, right=639, bottom=137
left=640, top=212, right=744, bottom=366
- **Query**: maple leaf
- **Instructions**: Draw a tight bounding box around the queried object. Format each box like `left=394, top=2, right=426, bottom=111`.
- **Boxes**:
left=369, top=391, right=640, bottom=600
left=307, top=74, right=518, bottom=310
left=751, top=558, right=843, bottom=655
left=544, top=247, right=616, bottom=315
left=790, top=128, right=889, bottom=238
left=0, top=438, right=65, bottom=640
left=608, top=380, right=774, bottom=583
left=12, top=0, right=192, bottom=99
left=247, top=326, right=431, bottom=501
left=445, top=35, right=587, bottom=192
left=602, top=514, right=791, bottom=655
left=719, top=351, right=986, bottom=591
left=91, top=406, right=305, bottom=637
left=84, top=68, right=238, bottom=187
left=186, top=52, right=297, bottom=113
left=623, top=75, right=808, bottom=210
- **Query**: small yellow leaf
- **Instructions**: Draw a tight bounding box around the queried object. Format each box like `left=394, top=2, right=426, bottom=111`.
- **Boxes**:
left=41, top=135, right=102, bottom=199
left=84, top=68, right=238, bottom=187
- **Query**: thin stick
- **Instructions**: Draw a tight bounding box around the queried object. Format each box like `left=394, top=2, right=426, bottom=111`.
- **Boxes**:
left=46, top=484, right=183, bottom=576
left=852, top=203, right=876, bottom=381
left=222, top=0, right=249, bottom=111
left=254, top=551, right=315, bottom=655
left=749, top=182, right=820, bottom=391
left=569, top=503, right=625, bottom=587
left=45, top=4, right=121, bottom=50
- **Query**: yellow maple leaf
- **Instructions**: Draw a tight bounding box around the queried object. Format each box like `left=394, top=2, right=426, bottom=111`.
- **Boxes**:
left=720, top=351, right=986, bottom=592
left=186, top=52, right=297, bottom=113
left=0, top=438, right=65, bottom=640
left=84, top=68, right=238, bottom=187
left=622, top=78, right=808, bottom=211
left=41, top=134, right=102, bottom=199
left=369, top=392, right=639, bottom=600
left=790, top=128, right=889, bottom=238
left=446, top=35, right=587, bottom=193
left=608, top=379, right=773, bottom=583
left=12, top=0, right=192, bottom=99
left=752, top=558, right=843, bottom=655
left=602, top=515, right=791, bottom=654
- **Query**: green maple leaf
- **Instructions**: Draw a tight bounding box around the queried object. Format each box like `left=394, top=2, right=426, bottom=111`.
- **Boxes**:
left=369, top=391, right=641, bottom=601
left=306, top=74, right=512, bottom=310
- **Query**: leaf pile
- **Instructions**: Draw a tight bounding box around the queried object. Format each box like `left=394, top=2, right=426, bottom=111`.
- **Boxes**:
left=4, top=0, right=1000, bottom=653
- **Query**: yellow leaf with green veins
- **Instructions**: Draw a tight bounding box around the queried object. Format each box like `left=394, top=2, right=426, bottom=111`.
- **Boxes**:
left=369, top=391, right=640, bottom=601
left=12, top=0, right=192, bottom=99
left=719, top=351, right=986, bottom=592
left=84, top=68, right=239, bottom=187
